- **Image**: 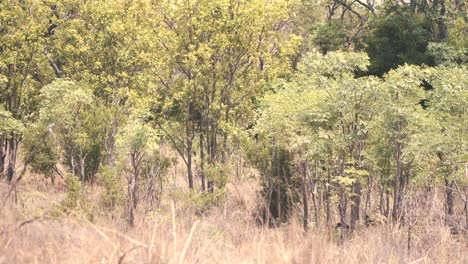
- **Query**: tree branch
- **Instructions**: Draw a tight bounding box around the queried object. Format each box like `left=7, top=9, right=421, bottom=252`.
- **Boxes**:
left=44, top=46, right=62, bottom=78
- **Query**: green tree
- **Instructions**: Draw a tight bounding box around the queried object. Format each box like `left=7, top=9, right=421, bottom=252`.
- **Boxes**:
left=0, top=0, right=54, bottom=182
left=365, top=4, right=433, bottom=76
left=419, top=66, right=468, bottom=220
left=24, top=79, right=103, bottom=189
left=48, top=0, right=159, bottom=167
left=115, top=105, right=170, bottom=226
left=150, top=0, right=299, bottom=191
left=255, top=51, right=381, bottom=230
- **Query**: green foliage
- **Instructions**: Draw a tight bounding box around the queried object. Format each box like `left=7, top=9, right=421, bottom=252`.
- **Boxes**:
left=191, top=189, right=227, bottom=214
left=168, top=188, right=226, bottom=214
left=29, top=79, right=105, bottom=182
left=254, top=51, right=465, bottom=224
left=22, top=123, right=57, bottom=179
left=62, top=173, right=83, bottom=210
left=204, top=163, right=229, bottom=190
left=1, top=0, right=467, bottom=229
left=426, top=42, right=466, bottom=66
left=243, top=133, right=300, bottom=225
left=116, top=114, right=162, bottom=163
left=313, top=20, right=348, bottom=54
left=51, top=173, right=95, bottom=220
left=98, top=165, right=123, bottom=209
left=365, top=5, right=433, bottom=75
left=0, top=107, right=24, bottom=136
left=448, top=18, right=468, bottom=50
left=0, top=0, right=53, bottom=120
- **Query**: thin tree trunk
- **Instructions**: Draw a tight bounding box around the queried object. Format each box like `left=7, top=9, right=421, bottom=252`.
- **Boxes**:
left=186, top=119, right=194, bottom=190
left=79, top=147, right=86, bottom=196
left=393, top=97, right=404, bottom=221
left=6, top=136, right=17, bottom=183
left=435, top=0, right=448, bottom=41
left=0, top=137, right=5, bottom=178
left=364, top=174, right=373, bottom=219
left=105, top=121, right=117, bottom=167
left=270, top=137, right=277, bottom=225
left=221, top=99, right=231, bottom=164
left=131, top=152, right=142, bottom=209
left=127, top=174, right=135, bottom=227
left=464, top=199, right=468, bottom=229
left=350, top=181, right=362, bottom=230
left=338, top=193, right=348, bottom=239
left=379, top=184, right=384, bottom=215
left=326, top=155, right=332, bottom=225
left=385, top=189, right=390, bottom=218
left=199, top=133, right=206, bottom=192
left=207, top=121, right=217, bottom=193
left=302, top=161, right=309, bottom=232
left=312, top=160, right=320, bottom=227
left=444, top=176, right=454, bottom=216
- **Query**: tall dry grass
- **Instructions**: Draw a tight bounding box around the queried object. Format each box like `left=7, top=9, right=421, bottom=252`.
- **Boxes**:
left=0, top=174, right=466, bottom=264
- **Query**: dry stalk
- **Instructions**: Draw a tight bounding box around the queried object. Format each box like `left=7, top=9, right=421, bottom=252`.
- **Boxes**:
left=172, top=200, right=177, bottom=253
left=178, top=221, right=198, bottom=264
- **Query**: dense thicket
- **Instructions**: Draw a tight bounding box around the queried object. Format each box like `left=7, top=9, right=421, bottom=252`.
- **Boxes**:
left=1, top=0, right=466, bottom=232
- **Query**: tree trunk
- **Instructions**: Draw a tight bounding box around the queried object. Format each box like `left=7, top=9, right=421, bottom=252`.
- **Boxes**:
left=393, top=102, right=404, bottom=222
left=338, top=192, right=348, bottom=238
left=79, top=149, right=86, bottom=196
left=269, top=137, right=277, bottom=226
left=435, top=0, right=448, bottom=42
left=350, top=181, right=362, bottom=230
left=127, top=174, right=135, bottom=227
left=326, top=156, right=332, bottom=225
left=186, top=118, right=194, bottom=190
left=464, top=199, right=468, bottom=229
left=302, top=161, right=309, bottom=232
left=131, top=153, right=141, bottom=209
left=105, top=121, right=117, bottom=167
left=199, top=133, right=206, bottom=192
left=312, top=160, right=320, bottom=228
left=207, top=121, right=217, bottom=193
left=379, top=185, right=384, bottom=215
left=444, top=177, right=454, bottom=216
left=385, top=189, right=390, bottom=218
left=0, top=137, right=5, bottom=178
left=221, top=98, right=231, bottom=164
left=6, top=136, right=17, bottom=183
left=364, top=174, right=373, bottom=219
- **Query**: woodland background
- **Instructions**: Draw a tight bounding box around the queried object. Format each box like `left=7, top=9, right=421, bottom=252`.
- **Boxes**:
left=0, top=0, right=467, bottom=263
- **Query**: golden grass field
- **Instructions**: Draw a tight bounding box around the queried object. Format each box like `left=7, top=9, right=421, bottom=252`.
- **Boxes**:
left=0, top=172, right=467, bottom=264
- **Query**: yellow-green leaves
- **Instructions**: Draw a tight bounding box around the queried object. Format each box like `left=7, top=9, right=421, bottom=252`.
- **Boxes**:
left=0, top=107, right=23, bottom=135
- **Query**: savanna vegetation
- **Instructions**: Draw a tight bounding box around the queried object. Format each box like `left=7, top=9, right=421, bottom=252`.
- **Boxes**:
left=0, top=0, right=467, bottom=263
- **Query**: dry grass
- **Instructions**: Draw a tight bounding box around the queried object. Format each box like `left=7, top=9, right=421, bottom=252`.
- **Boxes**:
left=0, top=175, right=466, bottom=264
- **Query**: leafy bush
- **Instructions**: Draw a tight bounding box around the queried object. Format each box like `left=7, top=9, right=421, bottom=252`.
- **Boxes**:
left=98, top=165, right=123, bottom=210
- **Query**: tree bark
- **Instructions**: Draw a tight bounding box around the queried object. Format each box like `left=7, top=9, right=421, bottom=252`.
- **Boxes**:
left=312, top=160, right=320, bottom=228
left=364, top=174, right=373, bottom=220
left=207, top=120, right=217, bottom=193
left=0, top=137, right=5, bottom=178
left=393, top=140, right=403, bottom=221
left=393, top=92, right=404, bottom=222
left=131, top=153, right=141, bottom=210
left=326, top=154, right=332, bottom=225
left=221, top=98, right=231, bottom=164
left=435, top=0, right=448, bottom=42
left=186, top=118, right=194, bottom=190
left=350, top=181, right=362, bottom=230
left=444, top=176, right=454, bottom=216
left=7, top=136, right=17, bottom=183
left=338, top=192, right=348, bottom=238
left=199, top=133, right=206, bottom=192
left=302, top=161, right=309, bottom=232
